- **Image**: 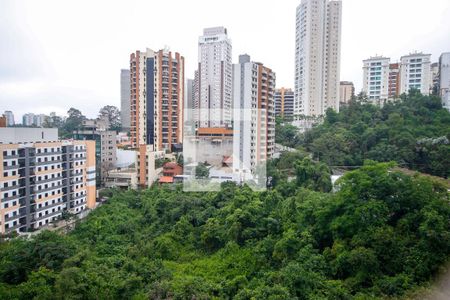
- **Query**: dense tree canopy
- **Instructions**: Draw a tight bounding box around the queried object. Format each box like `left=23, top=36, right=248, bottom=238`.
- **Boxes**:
left=277, top=91, right=450, bottom=178
left=98, top=105, right=121, bottom=132
left=1, top=161, right=449, bottom=299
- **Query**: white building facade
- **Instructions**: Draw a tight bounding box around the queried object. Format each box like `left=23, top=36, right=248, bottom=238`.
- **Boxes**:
left=198, top=27, right=232, bottom=128
left=3, top=111, right=14, bottom=126
left=294, top=0, right=342, bottom=117
left=399, top=53, right=431, bottom=95
left=439, top=52, right=450, bottom=111
left=120, top=69, right=131, bottom=132
left=362, top=56, right=390, bottom=101
left=232, top=54, right=276, bottom=178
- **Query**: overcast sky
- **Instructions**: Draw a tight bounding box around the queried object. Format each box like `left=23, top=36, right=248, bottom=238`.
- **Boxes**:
left=1, top=0, right=450, bottom=121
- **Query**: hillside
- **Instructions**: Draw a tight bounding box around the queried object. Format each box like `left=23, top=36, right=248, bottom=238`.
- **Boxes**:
left=1, top=161, right=449, bottom=299
left=276, top=91, right=450, bottom=178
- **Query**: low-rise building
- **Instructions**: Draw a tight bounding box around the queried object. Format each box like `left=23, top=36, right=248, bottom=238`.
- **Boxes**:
left=104, top=168, right=137, bottom=189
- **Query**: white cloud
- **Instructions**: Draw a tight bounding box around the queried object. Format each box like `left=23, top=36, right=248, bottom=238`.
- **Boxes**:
left=0, top=0, right=449, bottom=120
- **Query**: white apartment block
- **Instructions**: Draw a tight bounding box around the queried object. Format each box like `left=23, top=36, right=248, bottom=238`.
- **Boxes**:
left=232, top=55, right=276, bottom=177
left=399, top=53, right=431, bottom=95
left=439, top=52, right=450, bottom=111
left=198, top=27, right=232, bottom=128
left=3, top=111, right=14, bottom=126
left=22, top=113, right=35, bottom=126
left=120, top=69, right=131, bottom=132
left=295, top=0, right=342, bottom=117
left=362, top=57, right=390, bottom=101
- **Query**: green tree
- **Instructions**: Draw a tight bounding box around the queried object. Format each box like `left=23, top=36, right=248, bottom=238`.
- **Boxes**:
left=99, top=105, right=121, bottom=131
left=195, top=162, right=210, bottom=179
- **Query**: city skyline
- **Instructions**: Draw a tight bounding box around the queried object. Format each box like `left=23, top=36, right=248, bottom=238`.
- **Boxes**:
left=1, top=0, right=450, bottom=118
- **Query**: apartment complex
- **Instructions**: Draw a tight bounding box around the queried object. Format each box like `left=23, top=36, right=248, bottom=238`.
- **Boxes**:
left=232, top=54, right=276, bottom=176
left=399, top=53, right=431, bottom=96
left=362, top=56, right=390, bottom=101
left=0, top=128, right=96, bottom=234
left=120, top=69, right=131, bottom=132
left=22, top=113, right=47, bottom=127
left=3, top=111, right=15, bottom=127
left=197, top=27, right=232, bottom=128
left=0, top=116, right=6, bottom=128
left=388, top=63, right=401, bottom=99
left=275, top=88, right=294, bottom=118
left=339, top=81, right=354, bottom=104
left=73, top=118, right=116, bottom=187
left=440, top=52, right=450, bottom=110
left=295, top=0, right=342, bottom=116
left=129, top=48, right=184, bottom=151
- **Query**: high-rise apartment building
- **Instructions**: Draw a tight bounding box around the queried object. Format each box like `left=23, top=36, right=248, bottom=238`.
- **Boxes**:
left=198, top=27, right=232, bottom=128
left=399, top=53, right=431, bottom=95
left=232, top=55, right=276, bottom=176
left=129, top=48, right=184, bottom=151
left=388, top=63, right=401, bottom=99
left=22, top=113, right=35, bottom=126
left=362, top=56, right=390, bottom=101
left=339, top=81, right=354, bottom=104
left=120, top=69, right=131, bottom=132
left=295, top=0, right=342, bottom=117
left=0, top=128, right=96, bottom=234
left=3, top=111, right=14, bottom=127
left=439, top=52, right=450, bottom=111
left=186, top=79, right=195, bottom=111
left=22, top=113, right=47, bottom=127
left=275, top=88, right=294, bottom=118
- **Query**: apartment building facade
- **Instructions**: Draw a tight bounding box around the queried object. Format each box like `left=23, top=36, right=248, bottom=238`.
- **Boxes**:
left=136, top=144, right=157, bottom=188
left=3, top=111, right=14, bottom=127
left=130, top=48, right=184, bottom=151
left=120, top=69, right=131, bottom=132
left=0, top=128, right=96, bottom=234
left=275, top=88, right=294, bottom=118
left=339, top=81, right=354, bottom=104
left=197, top=27, right=233, bottom=128
left=440, top=52, right=450, bottom=111
left=73, top=118, right=116, bottom=187
left=295, top=0, right=342, bottom=117
left=388, top=63, right=401, bottom=99
left=399, top=53, right=431, bottom=95
left=362, top=56, right=390, bottom=101
left=232, top=54, right=276, bottom=176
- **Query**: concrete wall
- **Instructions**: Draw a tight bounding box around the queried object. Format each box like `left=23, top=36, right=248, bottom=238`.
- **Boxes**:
left=0, top=128, right=58, bottom=144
